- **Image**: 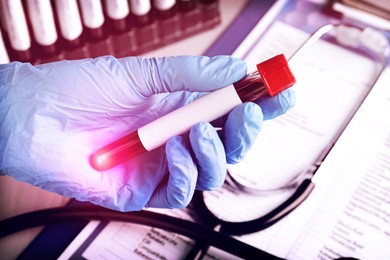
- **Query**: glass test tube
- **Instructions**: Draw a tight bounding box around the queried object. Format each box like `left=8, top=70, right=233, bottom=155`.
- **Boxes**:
left=153, top=0, right=176, bottom=11
left=0, top=28, right=10, bottom=63
left=54, top=0, right=83, bottom=45
left=1, top=0, right=31, bottom=60
left=130, top=0, right=151, bottom=16
left=26, top=0, right=58, bottom=54
left=105, top=0, right=130, bottom=32
left=79, top=0, right=105, bottom=39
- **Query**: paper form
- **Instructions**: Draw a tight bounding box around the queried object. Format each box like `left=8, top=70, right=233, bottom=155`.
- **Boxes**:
left=82, top=222, right=193, bottom=259
left=59, top=207, right=242, bottom=259
left=59, top=14, right=390, bottom=260
left=58, top=208, right=198, bottom=260
left=223, top=21, right=390, bottom=259
left=267, top=67, right=390, bottom=260
left=256, top=68, right=390, bottom=260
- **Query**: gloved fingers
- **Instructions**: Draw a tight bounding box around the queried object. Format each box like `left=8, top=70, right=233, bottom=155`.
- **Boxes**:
left=211, top=88, right=295, bottom=128
left=255, top=88, right=295, bottom=120
left=221, top=103, right=263, bottom=164
left=117, top=56, right=247, bottom=97
left=146, top=136, right=197, bottom=209
left=189, top=122, right=226, bottom=190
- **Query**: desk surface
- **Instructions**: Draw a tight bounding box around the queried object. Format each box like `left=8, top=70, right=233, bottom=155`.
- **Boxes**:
left=0, top=1, right=248, bottom=259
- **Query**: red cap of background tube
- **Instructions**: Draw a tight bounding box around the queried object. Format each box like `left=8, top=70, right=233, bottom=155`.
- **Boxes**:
left=256, top=54, right=296, bottom=96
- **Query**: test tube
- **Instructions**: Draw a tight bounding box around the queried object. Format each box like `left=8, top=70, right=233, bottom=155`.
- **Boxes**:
left=178, top=0, right=195, bottom=11
left=130, top=0, right=151, bottom=16
left=154, top=0, right=176, bottom=21
left=130, top=0, right=151, bottom=26
left=79, top=0, right=105, bottom=39
left=153, top=0, right=176, bottom=11
left=26, top=0, right=58, bottom=55
left=0, top=0, right=6, bottom=33
left=90, top=54, right=296, bottom=171
left=104, top=0, right=130, bottom=32
left=0, top=28, right=10, bottom=63
left=54, top=0, right=83, bottom=46
left=0, top=0, right=31, bottom=61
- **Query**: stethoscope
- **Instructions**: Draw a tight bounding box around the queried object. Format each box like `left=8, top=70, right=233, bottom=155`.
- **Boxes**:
left=188, top=23, right=390, bottom=257
left=190, top=23, right=390, bottom=237
left=0, top=24, right=389, bottom=259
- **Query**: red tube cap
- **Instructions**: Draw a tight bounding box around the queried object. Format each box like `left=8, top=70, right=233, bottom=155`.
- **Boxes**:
left=257, top=54, right=296, bottom=96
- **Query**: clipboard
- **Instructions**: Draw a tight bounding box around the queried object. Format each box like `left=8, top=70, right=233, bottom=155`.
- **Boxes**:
left=18, top=1, right=278, bottom=259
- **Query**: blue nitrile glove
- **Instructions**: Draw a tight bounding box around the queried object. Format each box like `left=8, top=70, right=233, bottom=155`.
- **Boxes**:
left=0, top=56, right=294, bottom=211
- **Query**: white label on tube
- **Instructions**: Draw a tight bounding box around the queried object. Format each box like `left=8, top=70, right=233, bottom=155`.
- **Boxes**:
left=54, top=0, right=83, bottom=41
left=105, top=0, right=129, bottom=20
left=153, top=0, right=176, bottom=11
left=130, top=0, right=151, bottom=16
left=0, top=28, right=10, bottom=63
left=26, top=0, right=58, bottom=46
left=139, top=85, right=242, bottom=151
left=79, top=0, right=104, bottom=29
left=1, top=0, right=31, bottom=51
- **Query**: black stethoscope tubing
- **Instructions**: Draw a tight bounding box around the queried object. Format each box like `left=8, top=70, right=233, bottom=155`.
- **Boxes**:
left=0, top=203, right=282, bottom=259
left=191, top=180, right=314, bottom=236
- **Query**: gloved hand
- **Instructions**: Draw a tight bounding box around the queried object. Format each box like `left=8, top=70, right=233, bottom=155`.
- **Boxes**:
left=0, top=55, right=294, bottom=211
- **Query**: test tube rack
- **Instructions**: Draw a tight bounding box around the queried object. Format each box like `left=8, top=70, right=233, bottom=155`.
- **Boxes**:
left=1, top=0, right=220, bottom=65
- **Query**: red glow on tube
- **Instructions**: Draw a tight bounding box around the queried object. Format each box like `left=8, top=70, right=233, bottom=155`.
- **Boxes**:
left=90, top=131, right=146, bottom=171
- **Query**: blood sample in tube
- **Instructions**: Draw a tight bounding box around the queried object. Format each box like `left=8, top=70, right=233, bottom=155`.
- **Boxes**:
left=79, top=0, right=105, bottom=39
left=177, top=0, right=195, bottom=11
left=153, top=0, right=176, bottom=11
left=154, top=0, right=176, bottom=21
left=91, top=54, right=296, bottom=171
left=1, top=0, right=31, bottom=61
left=54, top=0, right=83, bottom=46
left=26, top=0, right=58, bottom=55
left=130, top=0, right=151, bottom=16
left=0, top=28, right=10, bottom=63
left=0, top=0, right=7, bottom=33
left=104, top=0, right=130, bottom=32
left=130, top=0, right=153, bottom=25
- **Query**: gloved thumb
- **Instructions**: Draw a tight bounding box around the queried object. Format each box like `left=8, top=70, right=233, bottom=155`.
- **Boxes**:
left=117, top=56, right=247, bottom=97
